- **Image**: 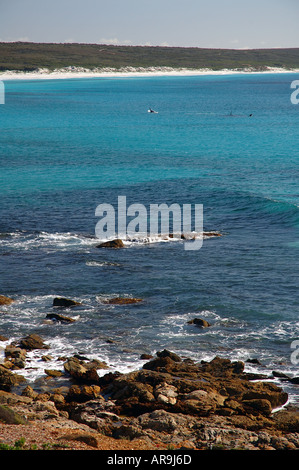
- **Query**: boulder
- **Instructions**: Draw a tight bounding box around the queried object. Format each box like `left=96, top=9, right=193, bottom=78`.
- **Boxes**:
left=156, top=349, right=182, bottom=362
left=46, top=313, right=76, bottom=323
left=96, top=239, right=124, bottom=249
left=273, top=407, right=299, bottom=432
left=0, top=365, right=26, bottom=391
left=0, top=295, right=14, bottom=306
left=44, top=369, right=64, bottom=378
left=69, top=399, right=120, bottom=434
left=154, top=383, right=178, bottom=405
left=187, top=318, right=211, bottom=328
left=63, top=357, right=108, bottom=384
left=4, top=345, right=27, bottom=369
left=242, top=399, right=273, bottom=416
left=18, top=334, right=49, bottom=351
left=53, top=297, right=81, bottom=307
left=200, top=356, right=245, bottom=376
left=0, top=404, right=28, bottom=425
left=241, top=382, right=288, bottom=409
left=66, top=385, right=102, bottom=403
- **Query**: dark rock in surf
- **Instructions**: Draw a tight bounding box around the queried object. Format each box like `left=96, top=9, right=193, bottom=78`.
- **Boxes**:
left=4, top=345, right=27, bottom=369
left=140, top=354, right=153, bottom=360
left=103, top=297, right=142, bottom=305
left=96, top=239, right=124, bottom=249
left=18, top=334, right=49, bottom=351
left=53, top=297, right=81, bottom=308
left=46, top=313, right=76, bottom=323
left=187, top=318, right=211, bottom=328
left=156, top=349, right=182, bottom=362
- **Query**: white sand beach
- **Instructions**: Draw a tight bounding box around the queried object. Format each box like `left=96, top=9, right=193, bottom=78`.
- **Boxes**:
left=1, top=66, right=298, bottom=80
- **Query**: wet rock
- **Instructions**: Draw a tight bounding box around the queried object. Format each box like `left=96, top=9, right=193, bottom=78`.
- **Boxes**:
left=140, top=354, right=153, bottom=360
left=103, top=297, right=142, bottom=305
left=0, top=295, right=14, bottom=306
left=156, top=349, right=182, bottom=362
left=246, top=358, right=262, bottom=366
left=44, top=369, right=64, bottom=378
left=46, top=313, right=76, bottom=323
left=96, top=239, right=124, bottom=248
left=4, top=345, right=27, bottom=369
left=53, top=297, right=81, bottom=307
left=187, top=318, right=211, bottom=328
left=18, top=334, right=49, bottom=351
left=203, top=232, right=222, bottom=237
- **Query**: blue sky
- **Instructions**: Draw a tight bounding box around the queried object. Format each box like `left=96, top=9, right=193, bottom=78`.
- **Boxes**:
left=0, top=0, right=298, bottom=49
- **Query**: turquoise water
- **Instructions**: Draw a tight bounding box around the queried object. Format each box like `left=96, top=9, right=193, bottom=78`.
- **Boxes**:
left=0, top=73, right=299, bottom=401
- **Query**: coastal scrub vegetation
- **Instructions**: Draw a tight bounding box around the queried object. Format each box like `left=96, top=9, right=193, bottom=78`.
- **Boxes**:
left=1, top=42, right=299, bottom=71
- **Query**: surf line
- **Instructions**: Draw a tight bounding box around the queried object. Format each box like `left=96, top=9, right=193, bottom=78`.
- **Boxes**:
left=95, top=195, right=204, bottom=251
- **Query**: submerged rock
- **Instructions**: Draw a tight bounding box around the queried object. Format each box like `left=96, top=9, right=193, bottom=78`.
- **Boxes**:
left=103, top=297, right=142, bottom=305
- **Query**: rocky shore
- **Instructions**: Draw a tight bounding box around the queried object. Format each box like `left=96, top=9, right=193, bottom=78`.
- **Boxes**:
left=1, top=329, right=299, bottom=451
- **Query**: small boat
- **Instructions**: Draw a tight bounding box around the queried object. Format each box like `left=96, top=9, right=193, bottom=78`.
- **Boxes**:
left=148, top=108, right=158, bottom=114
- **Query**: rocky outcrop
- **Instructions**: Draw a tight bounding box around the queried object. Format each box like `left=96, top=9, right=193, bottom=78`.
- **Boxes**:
left=96, top=239, right=124, bottom=249
left=100, top=352, right=288, bottom=420
left=0, top=341, right=298, bottom=450
left=0, top=295, right=14, bottom=305
left=53, top=297, right=81, bottom=307
left=17, top=334, right=49, bottom=351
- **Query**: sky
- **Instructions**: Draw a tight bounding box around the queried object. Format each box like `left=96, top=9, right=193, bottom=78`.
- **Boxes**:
left=0, top=0, right=298, bottom=49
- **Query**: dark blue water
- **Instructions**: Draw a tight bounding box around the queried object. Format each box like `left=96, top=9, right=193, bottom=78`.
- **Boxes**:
left=0, top=73, right=298, bottom=403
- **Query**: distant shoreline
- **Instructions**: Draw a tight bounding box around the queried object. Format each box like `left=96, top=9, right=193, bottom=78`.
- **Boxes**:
left=1, top=66, right=299, bottom=80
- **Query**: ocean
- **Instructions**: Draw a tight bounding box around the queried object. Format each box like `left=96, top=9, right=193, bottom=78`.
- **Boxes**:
left=0, top=72, right=298, bottom=404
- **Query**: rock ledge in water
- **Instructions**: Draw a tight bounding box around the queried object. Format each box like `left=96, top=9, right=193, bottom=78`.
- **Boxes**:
left=53, top=297, right=81, bottom=307
left=96, top=239, right=124, bottom=248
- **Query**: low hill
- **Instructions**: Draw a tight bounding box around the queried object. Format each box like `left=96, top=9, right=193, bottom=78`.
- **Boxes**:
left=1, top=42, right=299, bottom=71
